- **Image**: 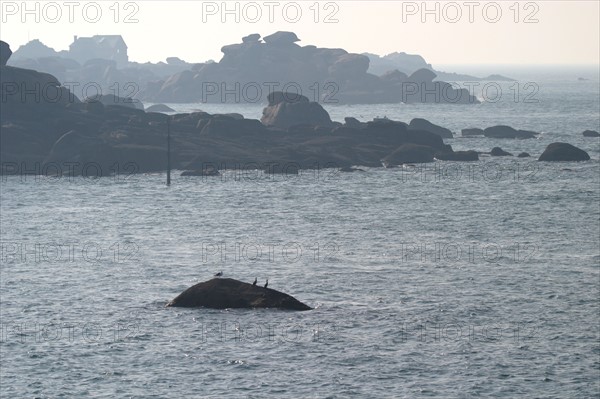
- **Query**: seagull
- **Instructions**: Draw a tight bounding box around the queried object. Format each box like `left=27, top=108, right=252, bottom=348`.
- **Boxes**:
left=214, top=271, right=223, bottom=277
left=264, top=279, right=268, bottom=289
left=252, top=277, right=257, bottom=286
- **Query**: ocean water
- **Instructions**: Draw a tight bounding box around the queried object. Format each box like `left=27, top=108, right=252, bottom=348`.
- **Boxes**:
left=1, top=69, right=599, bottom=398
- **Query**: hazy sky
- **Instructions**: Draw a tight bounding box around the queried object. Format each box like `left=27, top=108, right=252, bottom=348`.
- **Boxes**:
left=1, top=1, right=599, bottom=66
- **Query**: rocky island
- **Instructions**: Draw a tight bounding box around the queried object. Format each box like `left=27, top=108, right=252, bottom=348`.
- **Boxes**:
left=167, top=278, right=312, bottom=311
left=0, top=39, right=593, bottom=177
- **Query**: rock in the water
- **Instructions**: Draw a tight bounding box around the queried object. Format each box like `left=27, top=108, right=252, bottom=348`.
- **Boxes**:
left=538, top=143, right=590, bottom=162
left=484, top=125, right=538, bottom=139
left=0, top=40, right=11, bottom=66
left=491, top=147, right=513, bottom=156
left=167, top=278, right=312, bottom=310
left=462, top=128, right=484, bottom=137
left=261, top=92, right=333, bottom=129
left=582, top=130, right=600, bottom=137
left=517, top=152, right=531, bottom=158
left=146, top=104, right=175, bottom=113
left=382, top=144, right=435, bottom=166
left=435, top=150, right=479, bottom=161
left=409, top=118, right=453, bottom=138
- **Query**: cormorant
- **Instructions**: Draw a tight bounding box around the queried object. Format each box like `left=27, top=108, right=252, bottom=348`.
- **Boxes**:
left=264, top=279, right=268, bottom=288
left=252, top=277, right=257, bottom=286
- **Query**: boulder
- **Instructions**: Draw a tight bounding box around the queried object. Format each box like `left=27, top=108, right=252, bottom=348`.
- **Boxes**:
left=267, top=91, right=309, bottom=106
left=517, top=152, right=530, bottom=158
left=582, top=130, right=600, bottom=137
left=146, top=104, right=175, bottom=113
left=382, top=144, right=435, bottom=166
left=328, top=54, right=370, bottom=78
left=380, top=69, right=408, bottom=83
left=538, top=143, right=590, bottom=162
left=242, top=33, right=261, bottom=43
left=409, top=118, right=453, bottom=138
left=166, top=278, right=312, bottom=310
left=344, top=117, right=363, bottom=128
left=484, top=125, right=539, bottom=139
left=408, top=68, right=436, bottom=83
left=261, top=92, right=333, bottom=129
left=263, top=31, right=300, bottom=45
left=462, top=128, right=484, bottom=137
left=491, top=147, right=513, bottom=156
left=0, top=40, right=11, bottom=66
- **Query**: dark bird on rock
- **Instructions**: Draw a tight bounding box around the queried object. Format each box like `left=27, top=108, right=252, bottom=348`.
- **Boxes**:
left=214, top=271, right=223, bottom=277
left=252, top=277, right=257, bottom=286
left=264, top=279, right=269, bottom=289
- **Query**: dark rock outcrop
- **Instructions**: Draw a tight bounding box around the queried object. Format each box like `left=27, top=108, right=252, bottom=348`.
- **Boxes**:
left=261, top=92, right=333, bottom=129
left=435, top=150, right=479, bottom=161
left=517, top=152, right=531, bottom=158
left=582, top=130, right=600, bottom=137
left=538, top=143, right=590, bottom=162
left=490, top=147, right=513, bottom=156
left=166, top=278, right=312, bottom=310
left=0, top=40, right=11, bottom=66
left=408, top=118, right=453, bottom=139
left=484, top=125, right=539, bottom=139
left=382, top=144, right=435, bottom=166
left=0, top=64, right=486, bottom=178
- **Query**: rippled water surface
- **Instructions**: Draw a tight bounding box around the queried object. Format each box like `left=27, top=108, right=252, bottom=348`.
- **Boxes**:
left=1, top=72, right=599, bottom=398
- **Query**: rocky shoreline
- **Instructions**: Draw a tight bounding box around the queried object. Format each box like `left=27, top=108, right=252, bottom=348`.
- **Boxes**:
left=0, top=40, right=595, bottom=177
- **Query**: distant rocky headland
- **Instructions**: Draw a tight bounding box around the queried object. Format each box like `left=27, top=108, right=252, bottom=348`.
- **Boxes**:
left=4, top=32, right=516, bottom=105
left=0, top=40, right=593, bottom=178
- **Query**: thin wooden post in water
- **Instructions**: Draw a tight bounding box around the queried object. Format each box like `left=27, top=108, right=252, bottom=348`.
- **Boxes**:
left=167, top=116, right=171, bottom=186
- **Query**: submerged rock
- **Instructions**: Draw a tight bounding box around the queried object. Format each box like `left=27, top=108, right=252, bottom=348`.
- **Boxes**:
left=582, top=130, right=600, bottom=137
left=538, top=143, right=590, bottom=162
left=484, top=125, right=539, bottom=139
left=517, top=152, right=531, bottom=158
left=167, top=278, right=312, bottom=310
left=491, top=147, right=513, bottom=156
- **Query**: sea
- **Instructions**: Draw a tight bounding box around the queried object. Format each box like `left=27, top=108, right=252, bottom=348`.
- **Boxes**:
left=1, top=66, right=599, bottom=398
